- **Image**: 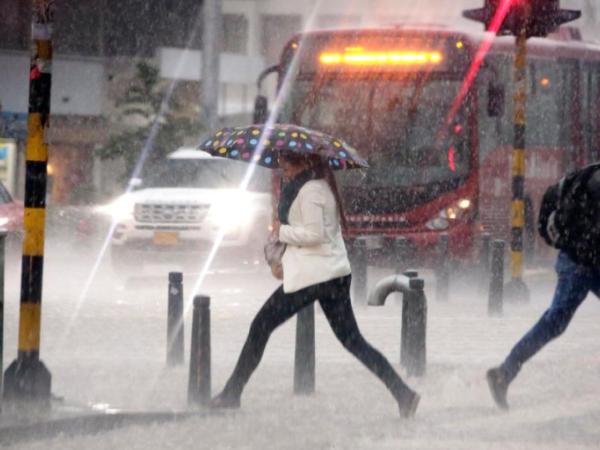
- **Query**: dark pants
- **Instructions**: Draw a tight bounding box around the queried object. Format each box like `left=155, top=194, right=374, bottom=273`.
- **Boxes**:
left=222, top=275, right=412, bottom=401
left=502, top=251, right=600, bottom=383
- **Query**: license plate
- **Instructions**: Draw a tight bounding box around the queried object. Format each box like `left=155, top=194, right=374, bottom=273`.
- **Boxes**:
left=153, top=231, right=179, bottom=246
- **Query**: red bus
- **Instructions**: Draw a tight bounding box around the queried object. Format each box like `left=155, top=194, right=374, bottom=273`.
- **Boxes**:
left=254, top=25, right=600, bottom=269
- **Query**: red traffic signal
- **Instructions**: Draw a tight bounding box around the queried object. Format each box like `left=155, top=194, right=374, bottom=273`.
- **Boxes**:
left=463, top=0, right=581, bottom=38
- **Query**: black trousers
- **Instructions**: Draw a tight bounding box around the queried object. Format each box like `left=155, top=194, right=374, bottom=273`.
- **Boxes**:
left=222, top=275, right=412, bottom=401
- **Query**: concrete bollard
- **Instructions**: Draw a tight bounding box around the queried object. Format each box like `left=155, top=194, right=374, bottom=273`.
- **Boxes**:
left=436, top=233, right=450, bottom=302
left=188, top=295, right=211, bottom=406
left=167, top=272, right=184, bottom=366
left=478, top=233, right=492, bottom=294
left=368, top=273, right=427, bottom=378
left=488, top=240, right=505, bottom=316
left=351, top=238, right=368, bottom=305
left=293, top=304, right=315, bottom=395
left=401, top=277, right=427, bottom=377
left=400, top=270, right=417, bottom=368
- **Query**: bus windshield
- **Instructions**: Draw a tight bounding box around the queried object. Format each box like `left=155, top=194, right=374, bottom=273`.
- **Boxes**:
left=279, top=76, right=470, bottom=189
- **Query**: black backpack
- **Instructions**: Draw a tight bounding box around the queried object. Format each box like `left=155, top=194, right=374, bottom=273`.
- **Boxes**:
left=538, top=163, right=600, bottom=269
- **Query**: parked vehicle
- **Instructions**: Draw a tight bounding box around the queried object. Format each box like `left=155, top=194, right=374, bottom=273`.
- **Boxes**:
left=97, top=148, right=273, bottom=275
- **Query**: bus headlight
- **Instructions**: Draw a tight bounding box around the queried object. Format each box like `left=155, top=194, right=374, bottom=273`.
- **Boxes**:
left=425, top=198, right=472, bottom=230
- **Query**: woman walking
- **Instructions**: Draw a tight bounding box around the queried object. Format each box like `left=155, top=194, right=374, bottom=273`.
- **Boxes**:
left=211, top=151, right=420, bottom=418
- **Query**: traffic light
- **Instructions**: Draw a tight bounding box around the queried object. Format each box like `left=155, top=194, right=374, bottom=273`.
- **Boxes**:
left=463, top=0, right=581, bottom=38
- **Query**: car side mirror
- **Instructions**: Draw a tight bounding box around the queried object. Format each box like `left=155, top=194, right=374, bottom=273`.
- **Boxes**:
left=253, top=95, right=268, bottom=124
left=487, top=83, right=505, bottom=117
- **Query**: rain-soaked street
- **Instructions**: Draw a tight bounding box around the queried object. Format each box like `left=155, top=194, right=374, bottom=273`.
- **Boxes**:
left=2, top=0, right=600, bottom=448
left=2, top=230, right=600, bottom=449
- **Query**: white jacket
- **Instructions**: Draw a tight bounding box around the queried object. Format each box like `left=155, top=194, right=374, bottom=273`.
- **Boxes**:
left=278, top=179, right=351, bottom=293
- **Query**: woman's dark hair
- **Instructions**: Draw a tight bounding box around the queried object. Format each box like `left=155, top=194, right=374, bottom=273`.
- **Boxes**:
left=279, top=151, right=348, bottom=231
left=309, top=154, right=347, bottom=232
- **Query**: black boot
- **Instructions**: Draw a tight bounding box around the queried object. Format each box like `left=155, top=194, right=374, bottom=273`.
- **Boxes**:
left=396, top=389, right=420, bottom=419
left=210, top=390, right=241, bottom=409
left=487, top=367, right=510, bottom=410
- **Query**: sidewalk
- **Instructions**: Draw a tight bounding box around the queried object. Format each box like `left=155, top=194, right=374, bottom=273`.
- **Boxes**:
left=0, top=399, right=204, bottom=446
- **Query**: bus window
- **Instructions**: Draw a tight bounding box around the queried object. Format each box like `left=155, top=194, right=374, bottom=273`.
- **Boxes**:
left=477, top=57, right=506, bottom=163
left=581, top=66, right=591, bottom=160
left=559, top=60, right=578, bottom=165
left=494, top=54, right=514, bottom=148
left=281, top=76, right=472, bottom=189
left=527, top=60, right=563, bottom=148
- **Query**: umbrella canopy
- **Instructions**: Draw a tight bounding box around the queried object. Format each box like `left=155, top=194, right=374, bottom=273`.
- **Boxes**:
left=198, top=124, right=368, bottom=170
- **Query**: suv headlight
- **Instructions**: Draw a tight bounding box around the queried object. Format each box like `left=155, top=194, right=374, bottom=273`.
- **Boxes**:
left=209, top=201, right=255, bottom=231
left=94, top=195, right=135, bottom=221
left=425, top=198, right=472, bottom=231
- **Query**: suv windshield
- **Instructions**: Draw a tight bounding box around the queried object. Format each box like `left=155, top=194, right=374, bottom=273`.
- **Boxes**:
left=142, top=158, right=271, bottom=192
left=280, top=77, right=470, bottom=189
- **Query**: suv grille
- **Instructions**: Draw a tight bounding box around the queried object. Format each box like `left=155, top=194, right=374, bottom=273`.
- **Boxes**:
left=134, top=203, right=210, bottom=223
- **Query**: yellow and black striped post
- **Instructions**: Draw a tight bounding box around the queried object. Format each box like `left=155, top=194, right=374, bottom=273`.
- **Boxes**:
left=504, top=29, right=530, bottom=303
left=3, top=0, right=53, bottom=405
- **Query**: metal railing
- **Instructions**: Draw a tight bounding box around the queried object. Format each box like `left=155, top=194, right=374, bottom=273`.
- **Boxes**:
left=368, top=271, right=427, bottom=377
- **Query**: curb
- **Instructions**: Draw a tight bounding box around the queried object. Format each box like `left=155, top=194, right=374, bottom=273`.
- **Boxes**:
left=0, top=410, right=208, bottom=446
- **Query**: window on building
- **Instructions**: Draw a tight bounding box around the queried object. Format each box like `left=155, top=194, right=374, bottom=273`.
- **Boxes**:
left=316, top=15, right=361, bottom=29
left=0, top=0, right=31, bottom=50
left=222, top=14, right=248, bottom=54
left=260, top=15, right=302, bottom=65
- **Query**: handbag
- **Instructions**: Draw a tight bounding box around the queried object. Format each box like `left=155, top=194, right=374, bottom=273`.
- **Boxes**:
left=264, top=236, right=286, bottom=280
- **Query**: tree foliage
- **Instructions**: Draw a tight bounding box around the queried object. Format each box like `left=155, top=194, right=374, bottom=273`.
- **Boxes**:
left=96, top=61, right=203, bottom=183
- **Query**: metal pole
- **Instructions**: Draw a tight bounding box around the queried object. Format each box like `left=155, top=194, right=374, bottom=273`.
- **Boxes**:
left=293, top=303, right=315, bottom=395
left=505, top=30, right=530, bottom=303
left=188, top=295, right=211, bottom=406
left=479, top=233, right=491, bottom=294
left=366, top=272, right=427, bottom=376
left=489, top=240, right=505, bottom=317
left=351, top=238, right=368, bottom=305
left=436, top=233, right=449, bottom=302
left=3, top=0, right=53, bottom=406
left=400, top=270, right=417, bottom=368
left=202, top=0, right=222, bottom=130
left=401, top=277, right=426, bottom=377
left=166, top=272, right=184, bottom=366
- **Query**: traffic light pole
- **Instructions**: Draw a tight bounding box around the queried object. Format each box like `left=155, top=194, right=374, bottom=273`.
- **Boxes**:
left=505, top=30, right=530, bottom=303
left=202, top=0, right=222, bottom=131
left=463, top=0, right=581, bottom=304
left=3, top=0, right=53, bottom=408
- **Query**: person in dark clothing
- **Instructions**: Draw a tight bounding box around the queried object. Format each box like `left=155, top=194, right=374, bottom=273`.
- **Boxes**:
left=211, top=152, right=420, bottom=418
left=487, top=165, right=600, bottom=409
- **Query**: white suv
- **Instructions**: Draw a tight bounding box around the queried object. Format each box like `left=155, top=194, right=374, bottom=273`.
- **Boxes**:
left=101, top=148, right=273, bottom=274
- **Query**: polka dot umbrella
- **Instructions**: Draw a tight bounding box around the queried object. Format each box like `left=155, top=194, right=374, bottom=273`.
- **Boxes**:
left=198, top=124, right=368, bottom=170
